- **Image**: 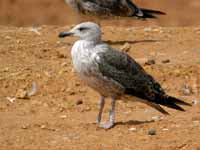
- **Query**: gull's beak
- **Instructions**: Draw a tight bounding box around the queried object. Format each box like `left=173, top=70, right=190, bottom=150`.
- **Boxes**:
left=58, top=31, right=73, bottom=38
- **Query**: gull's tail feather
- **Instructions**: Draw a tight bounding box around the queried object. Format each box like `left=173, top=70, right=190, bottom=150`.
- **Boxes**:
left=167, top=96, right=192, bottom=106
left=141, top=8, right=166, bottom=15
left=126, top=0, right=165, bottom=19
left=137, top=8, right=166, bottom=19
left=153, top=94, right=191, bottom=112
left=136, top=8, right=166, bottom=18
left=125, top=88, right=191, bottom=114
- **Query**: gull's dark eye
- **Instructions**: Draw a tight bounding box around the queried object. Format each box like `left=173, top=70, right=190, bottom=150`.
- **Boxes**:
left=79, top=27, right=88, bottom=31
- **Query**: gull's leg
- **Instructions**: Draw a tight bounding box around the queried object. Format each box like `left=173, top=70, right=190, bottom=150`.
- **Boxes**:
left=97, top=96, right=105, bottom=124
left=99, top=97, right=116, bottom=129
left=109, top=97, right=116, bottom=126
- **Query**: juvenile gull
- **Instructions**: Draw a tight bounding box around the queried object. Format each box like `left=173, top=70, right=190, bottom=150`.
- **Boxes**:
left=59, top=22, right=191, bottom=129
left=64, top=0, right=165, bottom=19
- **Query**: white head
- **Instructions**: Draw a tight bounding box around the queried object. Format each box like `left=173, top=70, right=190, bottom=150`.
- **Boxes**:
left=59, top=22, right=102, bottom=42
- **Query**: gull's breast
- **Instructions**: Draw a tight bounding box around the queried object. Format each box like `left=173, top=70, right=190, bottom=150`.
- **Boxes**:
left=71, top=41, right=94, bottom=75
left=70, top=41, right=124, bottom=98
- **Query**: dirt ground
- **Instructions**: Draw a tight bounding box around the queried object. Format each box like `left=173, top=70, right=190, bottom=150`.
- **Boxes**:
left=0, top=0, right=200, bottom=150
left=0, top=25, right=200, bottom=150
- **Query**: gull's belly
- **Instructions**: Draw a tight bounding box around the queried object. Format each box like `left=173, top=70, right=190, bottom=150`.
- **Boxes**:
left=80, top=74, right=124, bottom=98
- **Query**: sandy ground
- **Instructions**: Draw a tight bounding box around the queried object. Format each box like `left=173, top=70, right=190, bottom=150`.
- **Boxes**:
left=0, top=0, right=200, bottom=149
left=0, top=25, right=200, bottom=150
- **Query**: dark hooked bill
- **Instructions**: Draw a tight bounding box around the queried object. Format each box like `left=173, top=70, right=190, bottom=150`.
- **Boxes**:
left=58, top=32, right=73, bottom=38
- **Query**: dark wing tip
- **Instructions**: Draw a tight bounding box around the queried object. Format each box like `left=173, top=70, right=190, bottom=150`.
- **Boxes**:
left=136, top=8, right=166, bottom=19
left=160, top=96, right=191, bottom=112
left=168, top=96, right=192, bottom=106
left=140, top=8, right=166, bottom=15
left=166, top=103, right=186, bottom=112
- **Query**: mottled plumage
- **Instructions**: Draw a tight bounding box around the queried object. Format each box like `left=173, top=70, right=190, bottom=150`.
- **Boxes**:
left=65, top=0, right=165, bottom=18
left=59, top=22, right=191, bottom=129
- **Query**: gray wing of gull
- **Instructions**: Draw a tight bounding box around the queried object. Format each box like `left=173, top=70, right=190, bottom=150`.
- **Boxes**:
left=93, top=45, right=191, bottom=113
left=91, top=46, right=175, bottom=114
left=65, top=0, right=166, bottom=18
left=73, top=0, right=140, bottom=16
left=93, top=45, right=166, bottom=102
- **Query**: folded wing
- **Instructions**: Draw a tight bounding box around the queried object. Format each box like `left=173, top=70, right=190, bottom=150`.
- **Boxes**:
left=94, top=46, right=191, bottom=114
left=66, top=0, right=165, bottom=18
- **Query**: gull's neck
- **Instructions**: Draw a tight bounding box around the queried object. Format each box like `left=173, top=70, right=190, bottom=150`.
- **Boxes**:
left=79, top=33, right=102, bottom=44
left=80, top=38, right=102, bottom=46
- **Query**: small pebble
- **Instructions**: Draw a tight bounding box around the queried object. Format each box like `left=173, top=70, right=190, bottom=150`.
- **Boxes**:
left=153, top=28, right=160, bottom=32
left=66, top=88, right=75, bottom=95
left=40, top=125, right=46, bottom=129
left=2, top=67, right=9, bottom=72
left=80, top=106, right=91, bottom=112
left=151, top=116, right=163, bottom=121
left=121, top=43, right=131, bottom=52
left=5, top=36, right=11, bottom=40
left=85, top=106, right=91, bottom=111
left=148, top=128, right=156, bottom=135
left=61, top=62, right=68, bottom=67
left=75, top=82, right=81, bottom=86
left=174, top=69, right=181, bottom=76
left=162, top=128, right=169, bottom=131
left=6, top=97, right=16, bottom=103
left=29, top=27, right=41, bottom=35
left=59, top=115, right=67, bottom=119
left=58, top=68, right=68, bottom=75
left=44, top=71, right=52, bottom=77
left=57, top=41, right=61, bottom=44
left=128, top=127, right=137, bottom=132
left=182, top=85, right=193, bottom=96
left=144, top=27, right=152, bottom=32
left=76, top=99, right=83, bottom=105
left=56, top=51, right=66, bottom=58
left=15, top=89, right=29, bottom=99
left=21, top=124, right=30, bottom=129
left=27, top=82, right=37, bottom=97
left=192, top=100, right=199, bottom=105
left=193, top=121, right=200, bottom=126
left=162, top=59, right=170, bottom=64
left=58, top=107, right=66, bottom=112
left=145, top=59, right=156, bottom=65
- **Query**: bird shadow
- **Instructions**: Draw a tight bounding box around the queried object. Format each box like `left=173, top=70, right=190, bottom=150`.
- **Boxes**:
left=85, top=119, right=155, bottom=130
left=115, top=119, right=155, bottom=127
left=104, top=39, right=160, bottom=45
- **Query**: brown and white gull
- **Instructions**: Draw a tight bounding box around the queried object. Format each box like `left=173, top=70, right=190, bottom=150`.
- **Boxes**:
left=64, top=0, right=165, bottom=19
left=58, top=22, right=191, bottom=129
